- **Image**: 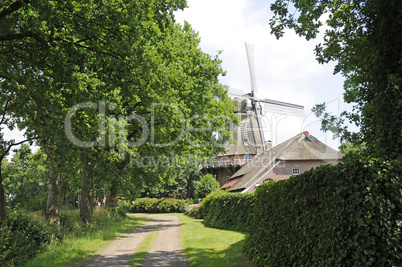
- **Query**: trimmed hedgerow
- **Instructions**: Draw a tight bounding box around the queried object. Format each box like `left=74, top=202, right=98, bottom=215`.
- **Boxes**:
left=244, top=156, right=402, bottom=266
left=129, top=198, right=187, bottom=213
left=199, top=190, right=255, bottom=232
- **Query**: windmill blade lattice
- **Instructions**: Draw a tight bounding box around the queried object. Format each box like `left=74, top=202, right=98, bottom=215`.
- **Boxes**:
left=245, top=43, right=257, bottom=96
left=261, top=99, right=305, bottom=117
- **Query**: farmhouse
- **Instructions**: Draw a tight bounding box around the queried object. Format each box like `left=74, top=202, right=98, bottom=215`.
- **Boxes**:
left=221, top=132, right=343, bottom=193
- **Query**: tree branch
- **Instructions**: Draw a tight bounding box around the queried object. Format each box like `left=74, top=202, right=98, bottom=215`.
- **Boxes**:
left=54, top=37, right=123, bottom=60
left=0, top=31, right=48, bottom=46
left=0, top=137, right=37, bottom=161
left=0, top=98, right=11, bottom=125
left=0, top=0, right=31, bottom=21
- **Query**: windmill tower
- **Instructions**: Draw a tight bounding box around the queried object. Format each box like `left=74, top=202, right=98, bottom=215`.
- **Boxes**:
left=210, top=43, right=305, bottom=186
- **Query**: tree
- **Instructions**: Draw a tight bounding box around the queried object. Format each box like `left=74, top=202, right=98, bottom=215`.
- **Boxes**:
left=194, top=174, right=221, bottom=199
left=0, top=113, right=33, bottom=222
left=3, top=145, right=48, bottom=212
left=1, top=0, right=237, bottom=224
left=270, top=0, right=402, bottom=159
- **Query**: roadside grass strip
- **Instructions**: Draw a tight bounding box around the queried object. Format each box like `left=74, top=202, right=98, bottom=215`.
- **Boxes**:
left=25, top=216, right=151, bottom=267
left=130, top=225, right=161, bottom=266
left=176, top=214, right=254, bottom=267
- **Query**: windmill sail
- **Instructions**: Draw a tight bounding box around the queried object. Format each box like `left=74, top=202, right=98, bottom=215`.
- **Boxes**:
left=245, top=43, right=257, bottom=96
left=261, top=99, right=305, bottom=117
left=245, top=42, right=266, bottom=151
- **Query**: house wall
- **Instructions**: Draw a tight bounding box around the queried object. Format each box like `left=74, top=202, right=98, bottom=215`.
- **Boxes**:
left=215, top=168, right=235, bottom=186
left=246, top=159, right=341, bottom=193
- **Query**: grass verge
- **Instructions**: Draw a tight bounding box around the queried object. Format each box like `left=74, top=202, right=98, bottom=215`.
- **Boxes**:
left=176, top=213, right=254, bottom=267
left=130, top=225, right=160, bottom=266
left=25, top=215, right=151, bottom=267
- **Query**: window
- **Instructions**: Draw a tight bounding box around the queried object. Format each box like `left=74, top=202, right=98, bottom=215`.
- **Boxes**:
left=292, top=168, right=301, bottom=175
left=245, top=154, right=251, bottom=163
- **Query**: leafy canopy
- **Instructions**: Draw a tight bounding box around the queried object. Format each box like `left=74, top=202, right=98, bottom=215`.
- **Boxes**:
left=194, top=174, right=221, bottom=199
left=270, top=0, right=402, bottom=159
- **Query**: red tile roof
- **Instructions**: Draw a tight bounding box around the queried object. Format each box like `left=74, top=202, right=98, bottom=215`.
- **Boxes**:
left=221, top=178, right=240, bottom=189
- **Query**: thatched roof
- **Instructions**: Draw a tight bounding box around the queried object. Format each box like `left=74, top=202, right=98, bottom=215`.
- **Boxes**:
left=225, top=133, right=343, bottom=192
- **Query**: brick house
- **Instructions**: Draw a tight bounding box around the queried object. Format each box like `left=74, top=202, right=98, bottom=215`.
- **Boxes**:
left=222, top=132, right=343, bottom=193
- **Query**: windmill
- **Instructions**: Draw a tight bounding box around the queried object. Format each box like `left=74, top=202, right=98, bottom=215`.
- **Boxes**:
left=228, top=43, right=305, bottom=153
left=205, top=43, right=305, bottom=186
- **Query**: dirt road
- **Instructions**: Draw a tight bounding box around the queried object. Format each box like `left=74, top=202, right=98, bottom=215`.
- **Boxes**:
left=82, top=214, right=189, bottom=267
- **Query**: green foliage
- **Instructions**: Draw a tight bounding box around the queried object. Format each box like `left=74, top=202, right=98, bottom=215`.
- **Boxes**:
left=200, top=191, right=255, bottom=232
left=0, top=209, right=55, bottom=266
left=59, top=209, right=84, bottom=234
left=129, top=198, right=187, bottom=213
left=270, top=0, right=402, bottom=159
left=3, top=146, right=48, bottom=212
left=141, top=167, right=204, bottom=199
left=58, top=207, right=127, bottom=238
left=1, top=0, right=238, bottom=224
left=117, top=199, right=131, bottom=213
left=194, top=174, right=221, bottom=199
left=245, top=156, right=402, bottom=266
left=184, top=204, right=203, bottom=219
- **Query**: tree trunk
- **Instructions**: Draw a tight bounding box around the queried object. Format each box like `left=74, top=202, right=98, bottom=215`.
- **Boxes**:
left=43, top=146, right=61, bottom=226
left=0, top=167, right=6, bottom=223
left=80, top=155, right=92, bottom=225
left=107, top=185, right=118, bottom=208
left=46, top=168, right=61, bottom=225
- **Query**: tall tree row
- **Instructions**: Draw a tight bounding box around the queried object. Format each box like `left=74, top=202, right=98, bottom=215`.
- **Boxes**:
left=0, top=0, right=237, bottom=224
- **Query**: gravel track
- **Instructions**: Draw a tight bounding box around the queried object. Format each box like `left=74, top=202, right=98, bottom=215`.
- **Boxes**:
left=82, top=214, right=189, bottom=267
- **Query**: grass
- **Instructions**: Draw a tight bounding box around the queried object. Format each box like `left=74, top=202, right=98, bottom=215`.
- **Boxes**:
left=24, top=211, right=254, bottom=267
left=176, top=213, right=255, bottom=267
left=130, top=225, right=160, bottom=266
left=25, top=215, right=151, bottom=267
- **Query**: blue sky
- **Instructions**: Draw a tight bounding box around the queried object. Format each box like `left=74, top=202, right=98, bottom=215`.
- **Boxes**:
left=175, top=0, right=355, bottom=149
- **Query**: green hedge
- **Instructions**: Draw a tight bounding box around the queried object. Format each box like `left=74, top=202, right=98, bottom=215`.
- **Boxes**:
left=199, top=190, right=255, bottom=232
left=245, top=156, right=402, bottom=266
left=129, top=198, right=187, bottom=213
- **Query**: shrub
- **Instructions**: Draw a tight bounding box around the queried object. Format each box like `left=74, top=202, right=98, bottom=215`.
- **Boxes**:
left=129, top=198, right=187, bottom=213
left=244, top=156, right=402, bottom=266
left=0, top=209, right=54, bottom=266
left=130, top=198, right=159, bottom=213
left=118, top=199, right=131, bottom=213
left=60, top=209, right=84, bottom=234
left=194, top=174, right=221, bottom=199
left=198, top=190, right=255, bottom=232
left=184, top=204, right=203, bottom=219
